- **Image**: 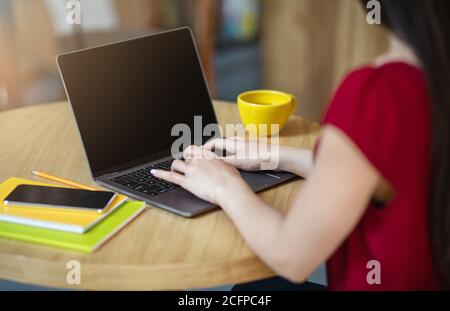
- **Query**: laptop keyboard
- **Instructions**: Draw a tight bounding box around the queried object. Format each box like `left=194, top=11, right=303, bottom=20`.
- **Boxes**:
left=110, top=159, right=179, bottom=197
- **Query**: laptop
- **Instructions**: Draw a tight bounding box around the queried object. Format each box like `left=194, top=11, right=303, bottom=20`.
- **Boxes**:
left=57, top=27, right=296, bottom=217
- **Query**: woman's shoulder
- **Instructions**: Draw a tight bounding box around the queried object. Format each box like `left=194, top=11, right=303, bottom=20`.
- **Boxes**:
left=322, top=61, right=431, bottom=182
left=341, top=61, right=425, bottom=91
left=324, top=60, right=430, bottom=143
left=329, top=61, right=428, bottom=113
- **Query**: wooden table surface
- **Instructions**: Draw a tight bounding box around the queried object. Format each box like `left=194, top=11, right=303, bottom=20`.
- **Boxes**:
left=0, top=100, right=320, bottom=290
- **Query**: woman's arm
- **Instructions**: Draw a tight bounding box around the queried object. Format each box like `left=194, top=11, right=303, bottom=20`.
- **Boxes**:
left=203, top=137, right=315, bottom=178
left=152, top=126, right=380, bottom=282
left=278, top=146, right=314, bottom=177
left=216, top=127, right=379, bottom=281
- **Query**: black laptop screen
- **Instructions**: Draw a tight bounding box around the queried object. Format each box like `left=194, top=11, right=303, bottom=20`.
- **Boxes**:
left=58, top=28, right=217, bottom=177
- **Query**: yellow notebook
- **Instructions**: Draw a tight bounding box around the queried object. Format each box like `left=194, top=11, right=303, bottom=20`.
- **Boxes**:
left=0, top=177, right=127, bottom=234
left=0, top=201, right=145, bottom=253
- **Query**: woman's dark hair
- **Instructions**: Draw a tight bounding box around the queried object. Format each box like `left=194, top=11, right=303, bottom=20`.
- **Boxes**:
left=360, top=0, right=450, bottom=287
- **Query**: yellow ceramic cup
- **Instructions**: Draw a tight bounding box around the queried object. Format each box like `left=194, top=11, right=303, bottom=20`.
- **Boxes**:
left=237, top=90, right=297, bottom=136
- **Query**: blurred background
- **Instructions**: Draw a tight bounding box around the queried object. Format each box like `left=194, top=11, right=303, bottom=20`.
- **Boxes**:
left=0, top=0, right=388, bottom=121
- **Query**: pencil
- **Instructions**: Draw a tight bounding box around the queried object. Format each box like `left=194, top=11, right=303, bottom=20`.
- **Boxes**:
left=31, top=170, right=97, bottom=191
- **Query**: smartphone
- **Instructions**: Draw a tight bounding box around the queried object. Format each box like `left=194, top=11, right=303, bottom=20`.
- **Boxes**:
left=3, top=185, right=116, bottom=213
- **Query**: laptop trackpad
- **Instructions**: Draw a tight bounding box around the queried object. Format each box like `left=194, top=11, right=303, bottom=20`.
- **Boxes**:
left=154, top=188, right=215, bottom=217
left=240, top=171, right=298, bottom=193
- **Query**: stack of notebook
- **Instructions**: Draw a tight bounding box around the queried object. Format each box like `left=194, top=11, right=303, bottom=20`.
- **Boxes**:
left=0, top=177, right=145, bottom=253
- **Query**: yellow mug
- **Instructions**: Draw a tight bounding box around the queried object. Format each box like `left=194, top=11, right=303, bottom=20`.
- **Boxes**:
left=237, top=90, right=297, bottom=136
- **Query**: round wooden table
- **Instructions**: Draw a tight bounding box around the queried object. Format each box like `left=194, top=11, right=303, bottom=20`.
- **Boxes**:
left=0, top=101, right=320, bottom=290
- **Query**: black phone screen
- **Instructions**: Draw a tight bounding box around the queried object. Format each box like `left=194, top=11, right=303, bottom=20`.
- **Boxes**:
left=4, top=185, right=115, bottom=211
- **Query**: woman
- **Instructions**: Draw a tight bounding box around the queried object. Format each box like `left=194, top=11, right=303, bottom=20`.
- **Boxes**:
left=152, top=0, right=450, bottom=290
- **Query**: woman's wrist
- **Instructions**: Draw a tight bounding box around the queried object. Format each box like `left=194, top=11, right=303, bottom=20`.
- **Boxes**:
left=278, top=146, right=313, bottom=177
left=215, top=180, right=256, bottom=211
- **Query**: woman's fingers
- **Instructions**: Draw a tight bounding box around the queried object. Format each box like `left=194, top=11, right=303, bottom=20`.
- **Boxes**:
left=183, top=145, right=203, bottom=159
left=171, top=159, right=187, bottom=174
left=184, top=145, right=218, bottom=160
left=220, top=156, right=240, bottom=166
left=229, top=136, right=244, bottom=141
left=151, top=169, right=185, bottom=185
left=202, top=138, right=223, bottom=151
left=203, top=137, right=242, bottom=153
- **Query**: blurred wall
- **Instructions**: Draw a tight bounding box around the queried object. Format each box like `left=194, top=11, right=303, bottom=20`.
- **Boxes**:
left=262, top=0, right=389, bottom=121
left=1, top=0, right=388, bottom=118
left=0, top=0, right=218, bottom=111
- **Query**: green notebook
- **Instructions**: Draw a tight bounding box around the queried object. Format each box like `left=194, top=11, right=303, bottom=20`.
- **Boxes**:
left=0, top=201, right=145, bottom=253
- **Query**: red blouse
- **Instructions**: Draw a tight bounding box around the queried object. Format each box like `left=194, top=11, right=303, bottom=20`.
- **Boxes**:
left=321, top=62, right=442, bottom=290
